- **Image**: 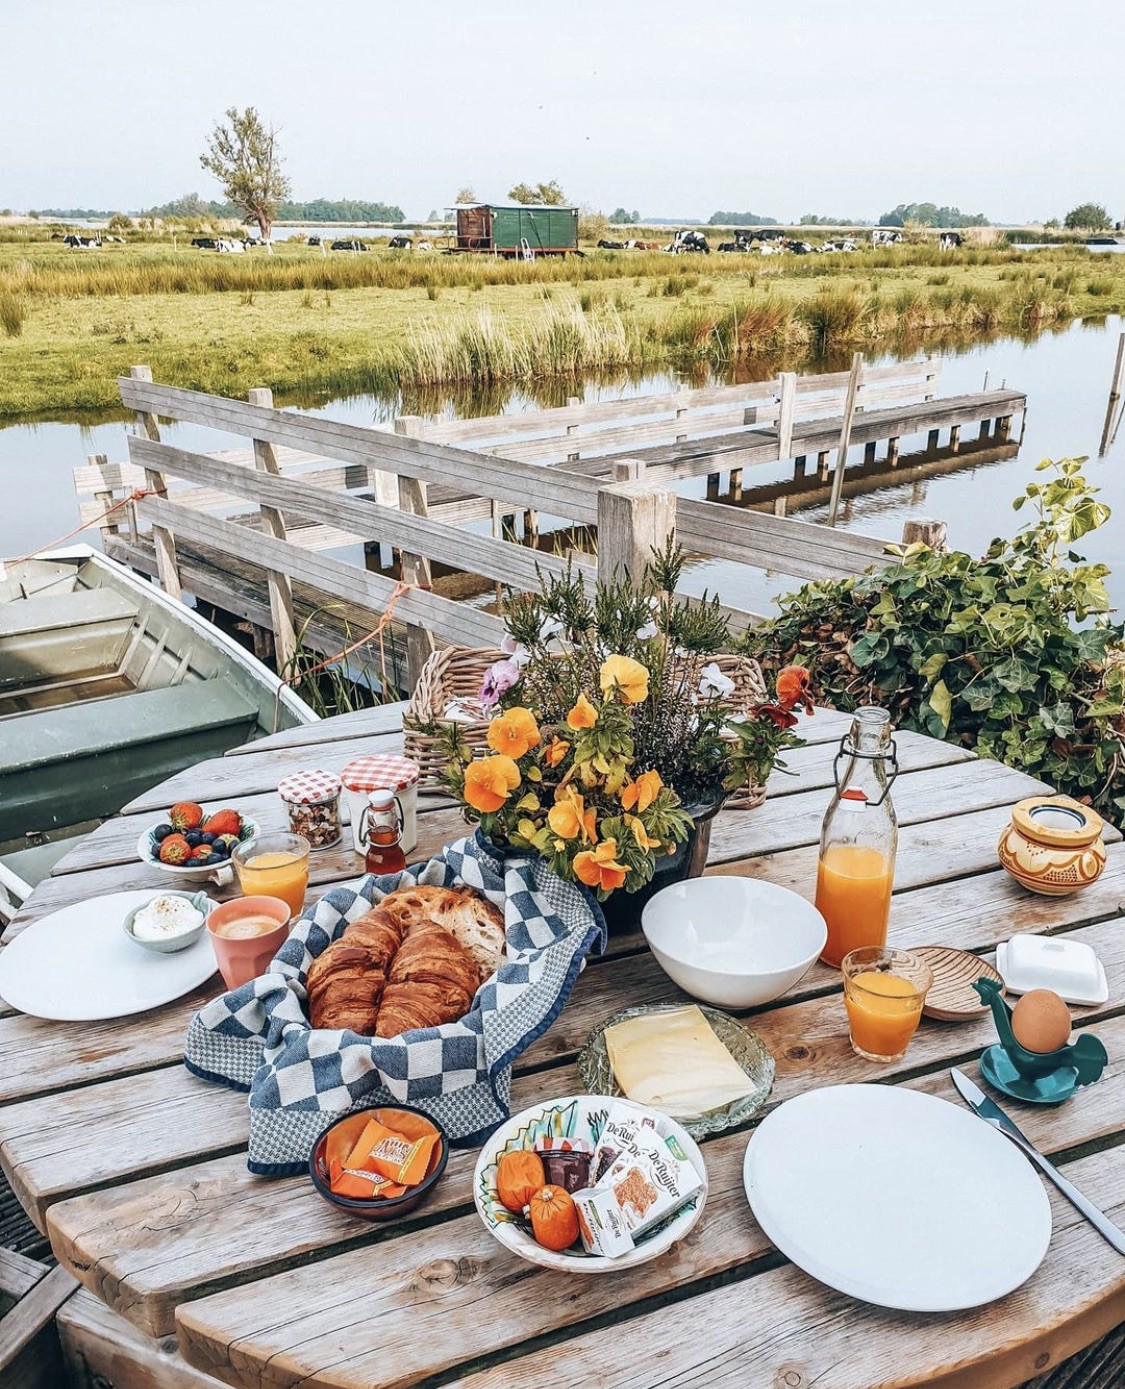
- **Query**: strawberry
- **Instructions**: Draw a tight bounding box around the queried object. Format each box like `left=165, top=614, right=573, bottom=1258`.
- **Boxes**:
left=158, top=834, right=191, bottom=865
left=169, top=802, right=205, bottom=832
left=190, top=844, right=215, bottom=863
left=201, top=808, right=242, bottom=838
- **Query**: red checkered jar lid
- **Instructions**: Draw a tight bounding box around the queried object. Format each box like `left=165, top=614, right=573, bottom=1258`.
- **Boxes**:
left=341, top=754, right=420, bottom=793
left=276, top=769, right=342, bottom=805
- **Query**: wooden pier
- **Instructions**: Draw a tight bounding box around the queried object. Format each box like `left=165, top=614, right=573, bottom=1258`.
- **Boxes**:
left=76, top=357, right=1025, bottom=695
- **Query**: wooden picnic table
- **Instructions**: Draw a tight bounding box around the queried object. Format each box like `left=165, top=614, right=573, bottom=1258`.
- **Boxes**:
left=2, top=702, right=1124, bottom=1389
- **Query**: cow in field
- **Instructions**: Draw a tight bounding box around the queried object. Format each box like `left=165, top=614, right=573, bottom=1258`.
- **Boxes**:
left=939, top=231, right=963, bottom=250
left=332, top=239, right=367, bottom=251
left=63, top=233, right=100, bottom=248
left=388, top=235, right=412, bottom=249
left=873, top=228, right=903, bottom=246
left=598, top=238, right=627, bottom=250
left=665, top=230, right=710, bottom=254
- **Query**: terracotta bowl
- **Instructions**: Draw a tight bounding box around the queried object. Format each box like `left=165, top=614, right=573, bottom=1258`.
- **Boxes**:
left=309, top=1105, right=449, bottom=1222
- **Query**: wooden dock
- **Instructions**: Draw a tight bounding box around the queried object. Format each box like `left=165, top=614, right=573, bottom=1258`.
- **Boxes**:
left=76, top=358, right=1025, bottom=695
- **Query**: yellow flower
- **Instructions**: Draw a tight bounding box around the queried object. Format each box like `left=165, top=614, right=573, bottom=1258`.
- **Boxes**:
left=574, top=839, right=629, bottom=892
left=566, top=692, right=598, bottom=730
left=625, top=814, right=662, bottom=850
left=463, top=755, right=521, bottom=813
left=487, top=707, right=541, bottom=759
left=548, top=785, right=597, bottom=843
left=621, top=768, right=663, bottom=813
left=599, top=654, right=649, bottom=705
left=544, top=737, right=570, bottom=769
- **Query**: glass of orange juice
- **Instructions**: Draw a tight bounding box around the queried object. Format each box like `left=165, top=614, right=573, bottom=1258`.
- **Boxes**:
left=232, top=833, right=310, bottom=919
left=842, top=947, right=932, bottom=1063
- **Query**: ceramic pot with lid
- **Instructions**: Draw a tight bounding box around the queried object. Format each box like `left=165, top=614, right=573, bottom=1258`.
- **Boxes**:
left=997, top=795, right=1106, bottom=896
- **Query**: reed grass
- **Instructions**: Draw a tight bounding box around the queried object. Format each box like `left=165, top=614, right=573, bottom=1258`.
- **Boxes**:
left=0, top=291, right=25, bottom=338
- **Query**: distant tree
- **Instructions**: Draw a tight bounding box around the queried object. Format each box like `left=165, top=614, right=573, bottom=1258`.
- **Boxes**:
left=508, top=180, right=567, bottom=205
left=879, top=202, right=989, bottom=228
left=799, top=213, right=862, bottom=226
left=579, top=207, right=609, bottom=241
left=107, top=213, right=135, bottom=232
left=455, top=185, right=477, bottom=204
left=200, top=107, right=290, bottom=243
left=609, top=207, right=639, bottom=224
left=1043, top=218, right=1061, bottom=230
left=1063, top=202, right=1110, bottom=230
left=707, top=210, right=777, bottom=226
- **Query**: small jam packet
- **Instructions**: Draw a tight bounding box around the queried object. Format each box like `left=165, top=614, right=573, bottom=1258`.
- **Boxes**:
left=330, top=1167, right=408, bottom=1201
left=344, top=1117, right=438, bottom=1187
left=598, top=1136, right=704, bottom=1241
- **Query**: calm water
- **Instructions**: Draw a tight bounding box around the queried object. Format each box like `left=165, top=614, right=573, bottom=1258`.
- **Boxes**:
left=2, top=316, right=1123, bottom=616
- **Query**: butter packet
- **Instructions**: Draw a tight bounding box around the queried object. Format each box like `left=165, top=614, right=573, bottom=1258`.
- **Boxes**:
left=598, top=1136, right=704, bottom=1241
left=573, top=1187, right=635, bottom=1258
left=591, top=1102, right=679, bottom=1185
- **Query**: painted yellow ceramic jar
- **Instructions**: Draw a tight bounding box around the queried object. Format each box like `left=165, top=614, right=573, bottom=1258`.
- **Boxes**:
left=997, top=796, right=1106, bottom=896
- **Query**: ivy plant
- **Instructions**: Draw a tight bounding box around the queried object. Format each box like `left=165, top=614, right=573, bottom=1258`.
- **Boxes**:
left=744, top=459, right=1125, bottom=822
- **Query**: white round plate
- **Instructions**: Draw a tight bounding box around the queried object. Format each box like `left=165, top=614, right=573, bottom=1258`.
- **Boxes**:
left=474, top=1095, right=708, bottom=1273
left=0, top=891, right=220, bottom=1021
left=743, top=1084, right=1051, bottom=1311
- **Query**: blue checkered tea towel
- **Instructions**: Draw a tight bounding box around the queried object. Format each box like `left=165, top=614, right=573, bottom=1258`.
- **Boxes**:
left=183, top=831, right=606, bottom=1176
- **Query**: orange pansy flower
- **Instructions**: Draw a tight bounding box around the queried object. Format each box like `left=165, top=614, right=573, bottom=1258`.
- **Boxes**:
left=621, top=768, right=663, bottom=814
left=574, top=839, right=629, bottom=893
left=487, top=707, right=541, bottom=759
left=566, top=692, right=598, bottom=730
left=544, top=737, right=570, bottom=768
left=625, top=814, right=662, bottom=851
left=547, top=785, right=596, bottom=843
left=599, top=654, right=649, bottom=705
left=463, top=755, right=521, bottom=813
left=776, top=665, right=814, bottom=714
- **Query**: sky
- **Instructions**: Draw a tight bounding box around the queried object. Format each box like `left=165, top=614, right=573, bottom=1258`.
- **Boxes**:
left=2, top=0, right=1120, bottom=224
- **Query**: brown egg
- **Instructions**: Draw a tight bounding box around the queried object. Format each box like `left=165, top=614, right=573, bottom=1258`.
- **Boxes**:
left=1011, top=989, right=1072, bottom=1054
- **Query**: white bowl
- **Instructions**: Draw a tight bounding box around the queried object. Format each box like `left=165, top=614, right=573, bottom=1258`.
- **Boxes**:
left=642, top=876, right=827, bottom=1008
left=122, top=890, right=213, bottom=953
left=474, top=1095, right=707, bottom=1273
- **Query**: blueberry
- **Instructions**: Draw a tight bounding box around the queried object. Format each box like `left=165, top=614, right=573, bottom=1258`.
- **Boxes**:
left=211, top=843, right=228, bottom=860
left=201, top=832, right=216, bottom=845
left=153, top=824, right=173, bottom=841
left=185, top=830, right=202, bottom=847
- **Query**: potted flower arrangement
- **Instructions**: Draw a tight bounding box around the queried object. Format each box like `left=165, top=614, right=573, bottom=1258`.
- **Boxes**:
left=438, top=546, right=813, bottom=929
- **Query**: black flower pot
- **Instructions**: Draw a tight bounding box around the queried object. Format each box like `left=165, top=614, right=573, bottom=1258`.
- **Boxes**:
left=599, top=797, right=725, bottom=935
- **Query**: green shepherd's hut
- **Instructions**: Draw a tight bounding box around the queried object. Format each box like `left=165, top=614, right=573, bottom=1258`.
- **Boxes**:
left=450, top=202, right=579, bottom=257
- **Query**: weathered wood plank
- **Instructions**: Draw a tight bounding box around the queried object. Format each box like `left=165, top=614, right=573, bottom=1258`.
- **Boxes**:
left=222, top=702, right=406, bottom=756
left=0, top=1265, right=78, bottom=1371
left=58, top=1289, right=225, bottom=1389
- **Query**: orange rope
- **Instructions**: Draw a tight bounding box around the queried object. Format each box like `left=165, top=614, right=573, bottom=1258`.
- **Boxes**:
left=7, top=489, right=155, bottom=567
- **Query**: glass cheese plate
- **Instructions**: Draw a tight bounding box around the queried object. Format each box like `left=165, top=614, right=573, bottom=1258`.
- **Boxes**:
left=577, top=1002, right=775, bottom=1139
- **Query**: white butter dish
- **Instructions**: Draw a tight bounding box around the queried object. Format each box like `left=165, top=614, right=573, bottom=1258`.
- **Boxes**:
left=996, top=934, right=1108, bottom=1006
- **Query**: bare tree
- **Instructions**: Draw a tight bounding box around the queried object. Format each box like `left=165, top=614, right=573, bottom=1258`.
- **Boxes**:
left=200, top=107, right=291, bottom=245
left=455, top=185, right=477, bottom=204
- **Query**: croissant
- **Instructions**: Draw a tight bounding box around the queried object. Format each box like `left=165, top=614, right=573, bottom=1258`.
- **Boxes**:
left=375, top=919, right=479, bottom=1038
left=379, top=885, right=505, bottom=986
left=306, top=908, right=405, bottom=1033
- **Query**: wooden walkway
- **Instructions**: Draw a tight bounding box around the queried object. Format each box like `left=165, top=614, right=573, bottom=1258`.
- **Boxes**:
left=0, top=703, right=1122, bottom=1387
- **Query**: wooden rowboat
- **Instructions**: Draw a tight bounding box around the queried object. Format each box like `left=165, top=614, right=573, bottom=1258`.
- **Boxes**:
left=0, top=545, right=317, bottom=917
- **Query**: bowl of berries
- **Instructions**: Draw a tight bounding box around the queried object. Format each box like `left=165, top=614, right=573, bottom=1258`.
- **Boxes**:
left=137, top=802, right=259, bottom=883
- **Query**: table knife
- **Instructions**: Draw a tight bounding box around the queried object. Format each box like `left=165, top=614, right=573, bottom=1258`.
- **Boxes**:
left=950, top=1067, right=1125, bottom=1256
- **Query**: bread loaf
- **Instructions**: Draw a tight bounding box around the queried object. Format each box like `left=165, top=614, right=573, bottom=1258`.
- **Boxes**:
left=306, top=908, right=404, bottom=1033
left=376, top=919, right=479, bottom=1038
left=379, top=885, right=505, bottom=985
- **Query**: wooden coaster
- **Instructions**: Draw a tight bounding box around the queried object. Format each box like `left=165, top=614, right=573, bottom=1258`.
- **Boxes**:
left=914, top=946, right=1005, bottom=1021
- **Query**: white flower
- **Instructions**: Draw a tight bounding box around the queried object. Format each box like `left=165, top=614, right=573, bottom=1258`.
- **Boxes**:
left=699, top=662, right=736, bottom=700
left=500, top=634, right=530, bottom=667
left=539, top=617, right=564, bottom=644
left=636, top=619, right=659, bottom=640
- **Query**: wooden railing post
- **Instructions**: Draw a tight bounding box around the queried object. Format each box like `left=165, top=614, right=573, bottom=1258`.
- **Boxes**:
left=247, top=388, right=298, bottom=674
left=397, top=473, right=437, bottom=693
left=776, top=371, right=797, bottom=459
left=1100, top=331, right=1125, bottom=457
left=901, top=518, right=947, bottom=551
left=129, top=365, right=181, bottom=600
left=88, top=454, right=121, bottom=542
left=827, top=352, right=863, bottom=527
left=597, top=471, right=675, bottom=586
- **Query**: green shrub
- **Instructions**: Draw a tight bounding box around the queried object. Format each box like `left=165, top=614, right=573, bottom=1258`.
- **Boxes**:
left=744, top=459, right=1125, bottom=822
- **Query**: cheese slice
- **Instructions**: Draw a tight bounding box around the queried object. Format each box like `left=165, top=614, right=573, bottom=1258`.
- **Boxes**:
left=603, top=1005, right=757, bottom=1117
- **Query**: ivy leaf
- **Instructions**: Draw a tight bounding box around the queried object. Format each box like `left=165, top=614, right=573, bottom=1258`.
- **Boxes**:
left=919, top=652, right=948, bottom=682
left=926, top=679, right=953, bottom=734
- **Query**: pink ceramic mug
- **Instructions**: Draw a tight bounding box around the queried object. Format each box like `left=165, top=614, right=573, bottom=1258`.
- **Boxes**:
left=207, top=896, right=291, bottom=990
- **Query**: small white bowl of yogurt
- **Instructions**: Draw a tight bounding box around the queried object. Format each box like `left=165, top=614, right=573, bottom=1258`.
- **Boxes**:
left=123, top=891, right=211, bottom=954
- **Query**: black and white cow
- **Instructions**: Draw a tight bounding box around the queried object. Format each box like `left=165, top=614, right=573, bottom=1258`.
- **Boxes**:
left=63, top=233, right=100, bottom=248
left=939, top=231, right=963, bottom=250
left=331, top=239, right=367, bottom=252
left=665, top=229, right=710, bottom=254
left=872, top=228, right=904, bottom=246
left=388, top=235, right=412, bottom=249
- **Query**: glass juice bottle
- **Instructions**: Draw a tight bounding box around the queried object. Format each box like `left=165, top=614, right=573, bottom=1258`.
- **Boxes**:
left=816, top=707, right=899, bottom=967
left=362, top=789, right=407, bottom=876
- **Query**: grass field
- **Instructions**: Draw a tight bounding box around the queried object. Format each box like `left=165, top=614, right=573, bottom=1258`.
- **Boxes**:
left=1, top=233, right=1122, bottom=420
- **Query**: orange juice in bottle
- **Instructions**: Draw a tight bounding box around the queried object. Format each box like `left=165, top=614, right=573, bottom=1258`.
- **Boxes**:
left=816, top=708, right=898, bottom=967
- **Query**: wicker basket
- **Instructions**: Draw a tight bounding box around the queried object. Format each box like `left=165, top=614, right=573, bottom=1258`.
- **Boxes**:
left=404, top=645, right=770, bottom=808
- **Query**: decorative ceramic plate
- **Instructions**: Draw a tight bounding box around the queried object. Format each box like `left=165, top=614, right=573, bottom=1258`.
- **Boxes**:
left=473, top=1095, right=707, bottom=1273
left=913, top=945, right=1004, bottom=1020
left=577, top=1003, right=775, bottom=1138
left=743, top=1084, right=1051, bottom=1311
left=0, top=891, right=219, bottom=1021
